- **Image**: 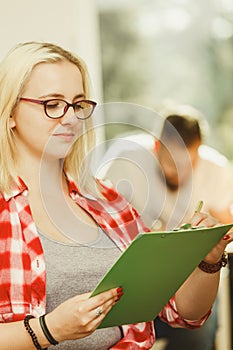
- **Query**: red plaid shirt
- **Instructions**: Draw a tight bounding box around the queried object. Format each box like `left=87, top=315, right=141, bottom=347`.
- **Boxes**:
left=0, top=176, right=209, bottom=349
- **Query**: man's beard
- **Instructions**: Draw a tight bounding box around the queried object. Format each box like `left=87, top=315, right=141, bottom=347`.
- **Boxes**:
left=165, top=178, right=179, bottom=191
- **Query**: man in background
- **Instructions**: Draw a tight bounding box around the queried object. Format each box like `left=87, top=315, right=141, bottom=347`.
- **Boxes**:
left=97, top=105, right=233, bottom=349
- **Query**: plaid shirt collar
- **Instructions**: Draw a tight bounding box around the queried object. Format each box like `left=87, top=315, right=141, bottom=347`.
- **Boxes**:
left=3, top=177, right=28, bottom=201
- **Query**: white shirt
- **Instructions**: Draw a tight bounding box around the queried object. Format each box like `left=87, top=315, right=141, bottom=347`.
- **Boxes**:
left=96, top=134, right=233, bottom=230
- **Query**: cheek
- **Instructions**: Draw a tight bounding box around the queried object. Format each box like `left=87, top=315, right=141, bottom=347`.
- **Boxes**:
left=160, top=160, right=177, bottom=177
left=15, top=119, right=48, bottom=138
left=13, top=114, right=56, bottom=150
left=73, top=119, right=84, bottom=135
left=13, top=105, right=55, bottom=134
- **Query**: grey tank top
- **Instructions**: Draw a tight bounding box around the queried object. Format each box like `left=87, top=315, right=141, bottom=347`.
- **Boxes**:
left=39, top=227, right=122, bottom=349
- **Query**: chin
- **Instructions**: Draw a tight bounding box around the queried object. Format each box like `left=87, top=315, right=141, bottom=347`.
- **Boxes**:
left=43, top=138, right=75, bottom=160
left=166, top=180, right=179, bottom=191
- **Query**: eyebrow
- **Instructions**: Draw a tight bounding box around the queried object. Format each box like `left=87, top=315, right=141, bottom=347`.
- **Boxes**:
left=38, top=93, right=85, bottom=100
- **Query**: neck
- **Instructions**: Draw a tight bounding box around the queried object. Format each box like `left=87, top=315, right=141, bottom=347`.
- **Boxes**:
left=17, top=153, right=65, bottom=193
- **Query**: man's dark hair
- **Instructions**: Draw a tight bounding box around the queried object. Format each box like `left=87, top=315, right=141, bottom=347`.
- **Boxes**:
left=160, top=114, right=202, bottom=147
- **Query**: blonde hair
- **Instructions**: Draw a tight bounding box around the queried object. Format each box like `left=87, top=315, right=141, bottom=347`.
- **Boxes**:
left=0, top=41, right=96, bottom=194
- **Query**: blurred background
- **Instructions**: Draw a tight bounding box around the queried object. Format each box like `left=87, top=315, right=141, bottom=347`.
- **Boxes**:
left=0, top=0, right=232, bottom=159
left=98, top=0, right=233, bottom=157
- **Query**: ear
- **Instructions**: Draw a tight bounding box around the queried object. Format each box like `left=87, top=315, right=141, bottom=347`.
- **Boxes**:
left=9, top=115, right=16, bottom=129
left=154, top=139, right=160, bottom=153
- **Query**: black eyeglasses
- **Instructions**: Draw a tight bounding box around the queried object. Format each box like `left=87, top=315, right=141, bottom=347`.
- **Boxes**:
left=20, top=97, right=97, bottom=120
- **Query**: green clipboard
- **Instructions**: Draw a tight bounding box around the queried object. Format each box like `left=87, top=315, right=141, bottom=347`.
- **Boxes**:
left=91, top=224, right=233, bottom=328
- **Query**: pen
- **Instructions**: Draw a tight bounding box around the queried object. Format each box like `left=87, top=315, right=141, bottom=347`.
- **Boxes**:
left=175, top=201, right=204, bottom=231
left=194, top=200, right=204, bottom=213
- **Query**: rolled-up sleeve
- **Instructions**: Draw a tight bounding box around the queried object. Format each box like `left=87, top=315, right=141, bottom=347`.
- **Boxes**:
left=158, top=296, right=211, bottom=329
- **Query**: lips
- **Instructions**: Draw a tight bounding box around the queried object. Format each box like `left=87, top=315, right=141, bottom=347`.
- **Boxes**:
left=53, top=132, right=74, bottom=137
left=52, top=132, right=75, bottom=142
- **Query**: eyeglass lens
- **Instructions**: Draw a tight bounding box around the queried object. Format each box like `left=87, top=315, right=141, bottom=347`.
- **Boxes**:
left=45, top=100, right=95, bottom=119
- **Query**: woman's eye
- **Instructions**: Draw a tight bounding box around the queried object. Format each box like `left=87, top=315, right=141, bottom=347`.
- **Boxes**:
left=46, top=101, right=62, bottom=109
left=74, top=103, right=82, bottom=110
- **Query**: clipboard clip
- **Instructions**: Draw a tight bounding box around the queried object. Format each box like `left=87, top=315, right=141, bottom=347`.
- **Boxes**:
left=173, top=223, right=191, bottom=231
left=173, top=224, right=204, bottom=231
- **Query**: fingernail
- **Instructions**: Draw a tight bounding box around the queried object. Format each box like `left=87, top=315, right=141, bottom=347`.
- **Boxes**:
left=223, top=235, right=230, bottom=240
left=115, top=293, right=123, bottom=302
left=116, top=287, right=123, bottom=294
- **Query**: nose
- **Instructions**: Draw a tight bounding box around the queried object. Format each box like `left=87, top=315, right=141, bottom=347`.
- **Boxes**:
left=60, top=111, right=84, bottom=132
left=59, top=105, right=76, bottom=124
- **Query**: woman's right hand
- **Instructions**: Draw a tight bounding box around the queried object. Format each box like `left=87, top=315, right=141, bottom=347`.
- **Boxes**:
left=43, top=287, right=122, bottom=342
left=190, top=210, right=233, bottom=263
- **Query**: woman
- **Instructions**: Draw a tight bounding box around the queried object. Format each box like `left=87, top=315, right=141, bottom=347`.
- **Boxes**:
left=0, top=41, right=232, bottom=349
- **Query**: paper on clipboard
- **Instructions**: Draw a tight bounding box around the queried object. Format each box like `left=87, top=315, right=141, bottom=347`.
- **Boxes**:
left=91, top=224, right=233, bottom=328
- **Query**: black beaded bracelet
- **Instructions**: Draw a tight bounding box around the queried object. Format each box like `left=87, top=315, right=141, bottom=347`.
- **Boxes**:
left=198, top=251, right=228, bottom=274
left=24, top=315, right=43, bottom=350
left=39, top=314, right=59, bottom=346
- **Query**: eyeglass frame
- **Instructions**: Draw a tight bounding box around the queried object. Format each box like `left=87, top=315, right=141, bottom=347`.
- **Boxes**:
left=19, top=97, right=97, bottom=120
